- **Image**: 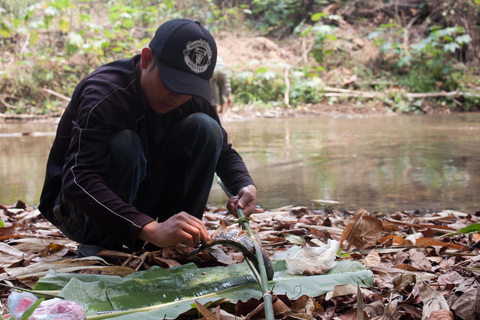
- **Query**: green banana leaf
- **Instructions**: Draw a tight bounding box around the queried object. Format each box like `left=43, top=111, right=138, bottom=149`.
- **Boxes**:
left=34, top=260, right=373, bottom=319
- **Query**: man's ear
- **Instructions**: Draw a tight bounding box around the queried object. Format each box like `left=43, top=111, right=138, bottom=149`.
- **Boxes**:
left=140, top=47, right=154, bottom=69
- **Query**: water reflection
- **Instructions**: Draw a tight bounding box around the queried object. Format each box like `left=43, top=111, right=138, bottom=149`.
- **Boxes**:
left=211, top=114, right=480, bottom=213
left=0, top=122, right=57, bottom=206
left=1, top=114, right=479, bottom=213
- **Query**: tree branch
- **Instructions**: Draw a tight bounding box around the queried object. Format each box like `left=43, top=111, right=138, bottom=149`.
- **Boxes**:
left=321, top=88, right=480, bottom=99
left=41, top=88, right=71, bottom=102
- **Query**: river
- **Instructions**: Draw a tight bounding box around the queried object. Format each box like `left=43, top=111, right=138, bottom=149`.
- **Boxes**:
left=1, top=113, right=479, bottom=214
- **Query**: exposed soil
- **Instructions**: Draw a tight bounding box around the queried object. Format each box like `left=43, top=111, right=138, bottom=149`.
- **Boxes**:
left=215, top=31, right=300, bottom=67
left=213, top=29, right=458, bottom=120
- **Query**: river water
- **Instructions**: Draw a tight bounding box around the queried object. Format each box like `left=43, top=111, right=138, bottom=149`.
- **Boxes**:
left=1, top=114, right=479, bottom=214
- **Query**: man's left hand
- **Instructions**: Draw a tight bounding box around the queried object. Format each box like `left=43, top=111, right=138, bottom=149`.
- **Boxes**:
left=226, top=184, right=257, bottom=217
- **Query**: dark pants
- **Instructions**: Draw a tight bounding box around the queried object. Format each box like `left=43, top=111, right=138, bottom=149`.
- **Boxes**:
left=53, top=113, right=223, bottom=256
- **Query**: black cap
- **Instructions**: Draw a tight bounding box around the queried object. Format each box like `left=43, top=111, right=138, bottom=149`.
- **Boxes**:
left=149, top=19, right=217, bottom=103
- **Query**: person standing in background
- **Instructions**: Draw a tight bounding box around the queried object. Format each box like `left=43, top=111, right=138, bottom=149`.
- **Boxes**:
left=210, top=56, right=232, bottom=115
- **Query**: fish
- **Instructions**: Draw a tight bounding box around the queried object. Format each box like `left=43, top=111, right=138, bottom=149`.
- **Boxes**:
left=188, top=228, right=274, bottom=280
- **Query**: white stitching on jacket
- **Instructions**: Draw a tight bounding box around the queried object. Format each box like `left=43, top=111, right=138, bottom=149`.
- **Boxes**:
left=70, top=78, right=143, bottom=228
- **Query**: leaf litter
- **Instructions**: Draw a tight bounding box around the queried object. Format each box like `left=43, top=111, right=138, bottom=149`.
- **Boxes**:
left=1, top=201, right=480, bottom=319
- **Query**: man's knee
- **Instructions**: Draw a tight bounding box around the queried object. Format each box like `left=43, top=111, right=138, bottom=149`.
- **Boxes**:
left=109, top=129, right=146, bottom=168
left=183, top=113, right=223, bottom=143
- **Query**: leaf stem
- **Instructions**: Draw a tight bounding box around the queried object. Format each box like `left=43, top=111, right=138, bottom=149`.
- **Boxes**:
left=0, top=282, right=64, bottom=299
left=215, top=175, right=274, bottom=320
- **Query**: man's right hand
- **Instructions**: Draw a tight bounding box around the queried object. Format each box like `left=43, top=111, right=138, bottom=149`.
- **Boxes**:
left=137, top=212, right=210, bottom=248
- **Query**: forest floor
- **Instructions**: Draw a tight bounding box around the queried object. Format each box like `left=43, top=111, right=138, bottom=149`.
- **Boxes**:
left=1, top=200, right=479, bottom=319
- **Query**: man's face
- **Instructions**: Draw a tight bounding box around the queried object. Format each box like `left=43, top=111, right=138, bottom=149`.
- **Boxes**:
left=140, top=52, right=192, bottom=114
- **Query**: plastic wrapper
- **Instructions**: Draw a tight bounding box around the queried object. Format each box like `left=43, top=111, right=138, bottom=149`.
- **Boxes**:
left=29, top=298, right=86, bottom=320
left=285, top=239, right=340, bottom=275
left=7, top=292, right=86, bottom=320
left=7, top=291, right=38, bottom=319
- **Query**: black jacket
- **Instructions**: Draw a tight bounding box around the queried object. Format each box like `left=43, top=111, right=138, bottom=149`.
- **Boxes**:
left=39, top=55, right=253, bottom=249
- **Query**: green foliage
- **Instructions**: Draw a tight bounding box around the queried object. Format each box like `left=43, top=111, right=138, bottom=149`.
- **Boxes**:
left=383, top=94, right=424, bottom=115
left=231, top=62, right=326, bottom=108
left=295, top=13, right=339, bottom=65
left=457, top=223, right=480, bottom=234
left=0, top=0, right=179, bottom=114
left=368, top=24, right=473, bottom=93
left=289, top=68, right=325, bottom=106
left=247, top=0, right=329, bottom=36
left=231, top=62, right=285, bottom=106
left=0, top=0, right=478, bottom=115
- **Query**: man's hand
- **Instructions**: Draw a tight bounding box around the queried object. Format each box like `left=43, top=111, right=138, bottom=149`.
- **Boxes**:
left=137, top=212, right=210, bottom=248
left=226, top=184, right=257, bottom=217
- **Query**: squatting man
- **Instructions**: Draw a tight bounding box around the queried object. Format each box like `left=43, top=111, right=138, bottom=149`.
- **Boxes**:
left=39, top=18, right=257, bottom=256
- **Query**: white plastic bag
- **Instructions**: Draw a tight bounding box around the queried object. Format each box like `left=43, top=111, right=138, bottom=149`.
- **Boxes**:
left=285, top=239, right=340, bottom=275
left=7, top=291, right=38, bottom=319
left=7, top=292, right=86, bottom=320
left=29, top=298, right=86, bottom=320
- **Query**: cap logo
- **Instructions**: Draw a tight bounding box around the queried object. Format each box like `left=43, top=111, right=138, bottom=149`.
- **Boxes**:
left=183, top=39, right=212, bottom=74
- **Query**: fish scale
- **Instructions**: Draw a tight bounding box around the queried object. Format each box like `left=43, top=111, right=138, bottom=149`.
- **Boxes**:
left=188, top=229, right=274, bottom=280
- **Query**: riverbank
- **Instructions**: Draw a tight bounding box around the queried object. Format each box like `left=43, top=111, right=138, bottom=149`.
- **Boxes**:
left=0, top=98, right=462, bottom=124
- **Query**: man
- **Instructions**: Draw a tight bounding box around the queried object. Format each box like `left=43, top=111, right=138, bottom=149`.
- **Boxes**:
left=210, top=56, right=232, bottom=115
left=39, top=19, right=257, bottom=257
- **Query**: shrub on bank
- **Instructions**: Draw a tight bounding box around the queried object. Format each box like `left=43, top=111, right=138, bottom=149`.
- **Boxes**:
left=0, top=0, right=479, bottom=115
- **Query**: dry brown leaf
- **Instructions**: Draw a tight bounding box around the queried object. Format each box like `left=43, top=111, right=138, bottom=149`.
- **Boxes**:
left=393, top=264, right=424, bottom=272
left=0, top=226, right=22, bottom=241
left=282, top=312, right=316, bottom=320
left=415, top=238, right=468, bottom=250
left=1, top=256, right=111, bottom=280
left=290, top=295, right=309, bottom=312
left=0, top=242, right=25, bottom=266
left=416, top=280, right=449, bottom=320
left=429, top=309, right=454, bottom=320
left=437, top=271, right=464, bottom=287
left=194, top=301, right=219, bottom=320
left=244, top=301, right=265, bottom=319
left=393, top=250, right=410, bottom=265
left=451, top=279, right=480, bottom=320
left=364, top=249, right=381, bottom=267
left=301, top=224, right=343, bottom=240
left=272, top=297, right=291, bottom=315
left=326, top=284, right=372, bottom=301
left=208, top=307, right=237, bottom=320
left=236, top=298, right=262, bottom=317
left=397, top=304, right=422, bottom=320
left=340, top=210, right=383, bottom=251
left=249, top=211, right=289, bottom=223
left=363, top=300, right=385, bottom=318
left=472, top=233, right=480, bottom=242
left=153, top=256, right=182, bottom=268
left=409, top=249, right=433, bottom=271
left=10, top=237, right=76, bottom=251
left=98, top=250, right=135, bottom=259
left=393, top=273, right=416, bottom=292
left=339, top=308, right=370, bottom=320
left=370, top=266, right=406, bottom=289
left=85, top=265, right=136, bottom=276
left=378, top=235, right=412, bottom=246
